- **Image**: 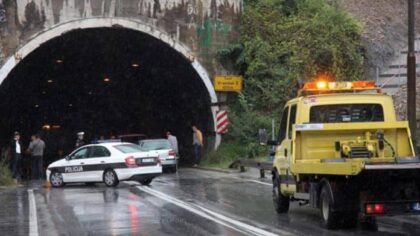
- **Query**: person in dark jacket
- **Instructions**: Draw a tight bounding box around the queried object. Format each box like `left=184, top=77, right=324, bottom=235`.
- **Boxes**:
left=10, top=131, right=22, bottom=182
left=75, top=132, right=86, bottom=148
left=28, top=134, right=46, bottom=180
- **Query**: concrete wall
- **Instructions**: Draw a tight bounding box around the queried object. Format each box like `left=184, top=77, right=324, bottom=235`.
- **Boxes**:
left=0, top=0, right=241, bottom=77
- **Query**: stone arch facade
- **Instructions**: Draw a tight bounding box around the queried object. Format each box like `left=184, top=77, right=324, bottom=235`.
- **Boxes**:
left=0, top=17, right=222, bottom=147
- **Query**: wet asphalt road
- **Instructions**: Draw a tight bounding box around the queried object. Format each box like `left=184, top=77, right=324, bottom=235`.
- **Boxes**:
left=3, top=168, right=420, bottom=235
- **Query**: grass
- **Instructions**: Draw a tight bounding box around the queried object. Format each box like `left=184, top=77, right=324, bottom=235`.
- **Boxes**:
left=0, top=160, right=15, bottom=186
left=0, top=149, right=15, bottom=186
left=200, top=141, right=268, bottom=169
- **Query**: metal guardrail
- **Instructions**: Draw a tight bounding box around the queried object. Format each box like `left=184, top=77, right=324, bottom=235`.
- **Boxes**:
left=230, top=159, right=273, bottom=178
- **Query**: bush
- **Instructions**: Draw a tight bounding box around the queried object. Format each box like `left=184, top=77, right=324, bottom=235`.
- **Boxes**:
left=201, top=141, right=267, bottom=168
left=0, top=162, right=14, bottom=186
left=0, top=148, right=14, bottom=186
left=215, top=0, right=364, bottom=163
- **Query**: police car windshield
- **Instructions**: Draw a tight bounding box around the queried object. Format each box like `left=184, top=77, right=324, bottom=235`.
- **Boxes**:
left=113, top=144, right=143, bottom=153
left=310, top=104, right=384, bottom=123
left=139, top=140, right=171, bottom=151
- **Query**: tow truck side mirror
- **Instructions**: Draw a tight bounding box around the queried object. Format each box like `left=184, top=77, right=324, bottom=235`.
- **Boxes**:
left=259, top=129, right=268, bottom=145
left=267, top=140, right=279, bottom=146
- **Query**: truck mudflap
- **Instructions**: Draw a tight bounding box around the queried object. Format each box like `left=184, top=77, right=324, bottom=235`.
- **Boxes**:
left=364, top=157, right=420, bottom=170
left=362, top=201, right=420, bottom=216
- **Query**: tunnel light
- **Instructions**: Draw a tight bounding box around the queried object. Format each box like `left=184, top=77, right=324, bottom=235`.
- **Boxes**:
left=42, top=91, right=46, bottom=94
left=68, top=104, right=73, bottom=107
left=34, top=104, right=39, bottom=108
left=47, top=79, right=53, bottom=83
left=104, top=77, right=111, bottom=82
left=42, top=124, right=51, bottom=130
left=56, top=59, right=63, bottom=64
left=132, top=63, right=140, bottom=68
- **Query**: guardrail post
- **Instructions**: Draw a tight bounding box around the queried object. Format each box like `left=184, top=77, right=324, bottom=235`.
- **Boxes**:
left=260, top=169, right=265, bottom=178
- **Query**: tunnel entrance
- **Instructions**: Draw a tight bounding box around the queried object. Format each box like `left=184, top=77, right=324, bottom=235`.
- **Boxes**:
left=0, top=27, right=215, bottom=165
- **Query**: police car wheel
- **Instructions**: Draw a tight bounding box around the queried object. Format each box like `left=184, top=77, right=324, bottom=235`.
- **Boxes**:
left=140, top=178, right=153, bottom=185
left=103, top=169, right=119, bottom=187
left=50, top=172, right=64, bottom=187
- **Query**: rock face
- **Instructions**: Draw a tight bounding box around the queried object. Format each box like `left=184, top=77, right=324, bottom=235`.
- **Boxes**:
left=392, top=74, right=420, bottom=121
left=341, top=1, right=420, bottom=125
left=341, top=0, right=420, bottom=79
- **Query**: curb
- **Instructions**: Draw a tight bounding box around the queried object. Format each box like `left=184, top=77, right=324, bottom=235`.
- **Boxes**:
left=0, top=185, right=18, bottom=189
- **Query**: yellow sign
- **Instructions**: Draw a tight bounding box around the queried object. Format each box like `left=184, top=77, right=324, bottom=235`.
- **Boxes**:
left=213, top=75, right=243, bottom=92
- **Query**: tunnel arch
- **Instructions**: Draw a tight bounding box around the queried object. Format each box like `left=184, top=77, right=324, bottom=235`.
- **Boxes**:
left=0, top=17, right=221, bottom=149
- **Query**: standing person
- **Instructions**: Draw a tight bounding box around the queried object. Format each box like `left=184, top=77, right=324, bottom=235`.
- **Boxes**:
left=166, top=131, right=179, bottom=155
left=10, top=132, right=22, bottom=183
left=28, top=134, right=46, bottom=180
left=75, top=132, right=85, bottom=148
left=192, top=126, right=203, bottom=167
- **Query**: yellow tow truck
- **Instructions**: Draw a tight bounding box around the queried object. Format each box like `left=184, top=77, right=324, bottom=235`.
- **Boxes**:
left=268, top=80, right=420, bottom=229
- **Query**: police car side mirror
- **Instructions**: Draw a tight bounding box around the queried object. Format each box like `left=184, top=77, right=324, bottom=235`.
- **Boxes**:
left=65, top=155, right=70, bottom=161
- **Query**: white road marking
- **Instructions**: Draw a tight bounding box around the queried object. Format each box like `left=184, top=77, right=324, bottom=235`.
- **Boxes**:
left=137, top=186, right=293, bottom=236
left=233, top=177, right=272, bottom=187
left=28, top=189, right=39, bottom=236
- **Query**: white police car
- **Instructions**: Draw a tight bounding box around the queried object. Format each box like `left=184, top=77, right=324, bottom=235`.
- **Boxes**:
left=46, top=142, right=162, bottom=187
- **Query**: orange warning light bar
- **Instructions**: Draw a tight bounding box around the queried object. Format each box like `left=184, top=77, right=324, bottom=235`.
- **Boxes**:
left=351, top=80, right=376, bottom=88
left=302, top=80, right=376, bottom=91
left=299, top=80, right=380, bottom=95
left=303, top=81, right=328, bottom=90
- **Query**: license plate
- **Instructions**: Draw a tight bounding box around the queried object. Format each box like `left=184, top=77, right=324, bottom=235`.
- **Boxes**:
left=141, top=158, right=155, bottom=163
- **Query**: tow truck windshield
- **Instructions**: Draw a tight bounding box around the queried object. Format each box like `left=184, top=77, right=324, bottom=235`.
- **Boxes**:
left=310, top=103, right=384, bottom=123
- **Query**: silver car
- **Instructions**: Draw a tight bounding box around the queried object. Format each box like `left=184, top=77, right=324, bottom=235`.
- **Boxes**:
left=138, top=139, right=178, bottom=173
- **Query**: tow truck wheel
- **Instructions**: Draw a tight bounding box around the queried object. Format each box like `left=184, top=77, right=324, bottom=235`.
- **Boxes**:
left=273, top=172, right=290, bottom=213
left=320, top=185, right=340, bottom=229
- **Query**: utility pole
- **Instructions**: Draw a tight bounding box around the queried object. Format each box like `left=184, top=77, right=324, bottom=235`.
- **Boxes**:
left=407, top=0, right=417, bottom=142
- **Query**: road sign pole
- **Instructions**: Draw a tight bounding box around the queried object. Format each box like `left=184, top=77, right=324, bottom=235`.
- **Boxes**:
left=407, top=0, right=416, bottom=143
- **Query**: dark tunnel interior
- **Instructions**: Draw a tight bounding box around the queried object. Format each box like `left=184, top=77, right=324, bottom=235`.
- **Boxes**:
left=0, top=28, right=213, bottom=165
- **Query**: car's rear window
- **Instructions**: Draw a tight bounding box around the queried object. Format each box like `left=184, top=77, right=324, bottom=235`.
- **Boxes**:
left=139, top=140, right=171, bottom=151
left=310, top=104, right=384, bottom=123
left=113, top=144, right=143, bottom=153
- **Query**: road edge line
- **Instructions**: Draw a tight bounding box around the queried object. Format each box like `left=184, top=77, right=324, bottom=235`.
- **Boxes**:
left=136, top=186, right=291, bottom=236
left=28, top=189, right=39, bottom=236
left=233, top=177, right=272, bottom=187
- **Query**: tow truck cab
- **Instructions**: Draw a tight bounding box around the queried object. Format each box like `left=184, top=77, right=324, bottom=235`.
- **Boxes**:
left=271, top=80, right=420, bottom=229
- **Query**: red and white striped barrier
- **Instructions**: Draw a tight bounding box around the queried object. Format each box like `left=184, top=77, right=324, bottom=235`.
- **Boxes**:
left=216, top=110, right=229, bottom=134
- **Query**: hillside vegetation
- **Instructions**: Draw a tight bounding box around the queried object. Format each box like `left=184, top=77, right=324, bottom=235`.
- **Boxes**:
left=204, top=0, right=364, bottom=166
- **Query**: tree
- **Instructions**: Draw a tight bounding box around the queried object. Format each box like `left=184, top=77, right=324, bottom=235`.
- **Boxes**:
left=217, top=0, right=364, bottom=157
